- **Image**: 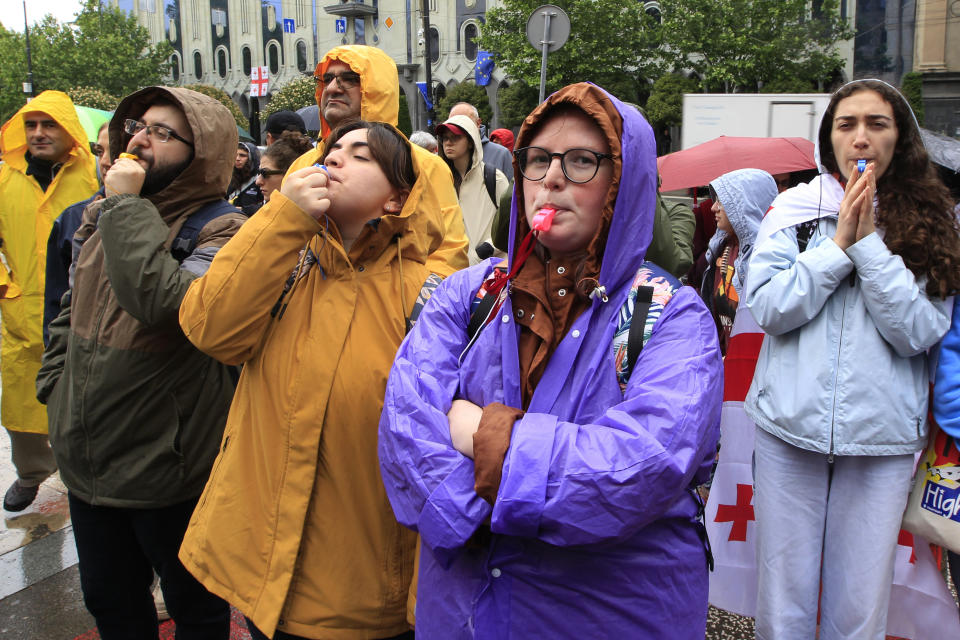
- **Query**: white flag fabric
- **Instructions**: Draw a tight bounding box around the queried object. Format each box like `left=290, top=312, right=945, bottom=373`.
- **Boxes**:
left=705, top=310, right=960, bottom=638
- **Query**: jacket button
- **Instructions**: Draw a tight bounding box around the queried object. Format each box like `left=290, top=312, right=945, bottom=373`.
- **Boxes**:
left=491, top=568, right=502, bottom=578
left=501, top=315, right=509, bottom=323
left=572, top=329, right=581, bottom=338
left=557, top=266, right=566, bottom=274
left=558, top=288, right=567, bottom=297
left=516, top=309, right=524, bottom=318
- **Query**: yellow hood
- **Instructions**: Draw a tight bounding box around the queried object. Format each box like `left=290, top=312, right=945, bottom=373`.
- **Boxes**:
left=314, top=45, right=399, bottom=139
left=1, top=90, right=93, bottom=171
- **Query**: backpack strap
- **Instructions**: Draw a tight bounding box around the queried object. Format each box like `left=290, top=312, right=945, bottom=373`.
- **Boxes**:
left=467, top=265, right=508, bottom=340
left=795, top=220, right=817, bottom=253
left=613, top=262, right=681, bottom=392
left=406, top=273, right=445, bottom=333
left=483, top=164, right=498, bottom=208
left=170, top=200, right=242, bottom=263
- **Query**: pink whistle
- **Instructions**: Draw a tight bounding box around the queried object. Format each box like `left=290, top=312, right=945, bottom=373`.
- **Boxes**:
left=532, top=206, right=556, bottom=232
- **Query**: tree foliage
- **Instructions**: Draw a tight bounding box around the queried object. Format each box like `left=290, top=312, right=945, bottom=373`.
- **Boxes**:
left=264, top=76, right=316, bottom=117
left=497, top=81, right=539, bottom=130
left=67, top=86, right=120, bottom=111
left=900, top=72, right=924, bottom=126
left=645, top=73, right=698, bottom=127
left=658, top=0, right=853, bottom=93
left=437, top=83, right=492, bottom=124
left=182, top=84, right=248, bottom=129
left=0, top=0, right=172, bottom=123
left=478, top=0, right=662, bottom=102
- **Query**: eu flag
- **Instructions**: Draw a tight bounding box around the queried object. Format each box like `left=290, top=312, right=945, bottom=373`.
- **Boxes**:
left=416, top=82, right=433, bottom=111
left=475, top=51, right=494, bottom=86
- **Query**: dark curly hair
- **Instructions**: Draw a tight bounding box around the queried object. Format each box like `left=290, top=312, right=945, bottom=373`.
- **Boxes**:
left=262, top=130, right=315, bottom=174
left=818, top=79, right=960, bottom=298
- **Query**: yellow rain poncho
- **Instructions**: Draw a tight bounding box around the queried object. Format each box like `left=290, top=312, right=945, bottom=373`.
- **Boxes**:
left=0, top=91, right=97, bottom=433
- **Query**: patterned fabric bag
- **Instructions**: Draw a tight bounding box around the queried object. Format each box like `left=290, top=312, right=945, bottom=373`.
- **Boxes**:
left=902, top=418, right=960, bottom=553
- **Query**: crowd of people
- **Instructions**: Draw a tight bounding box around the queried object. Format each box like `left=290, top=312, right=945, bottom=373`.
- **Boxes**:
left=0, top=41, right=958, bottom=640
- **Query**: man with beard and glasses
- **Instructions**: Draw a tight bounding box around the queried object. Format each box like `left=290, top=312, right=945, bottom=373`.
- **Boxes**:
left=0, top=90, right=97, bottom=513
left=36, top=87, right=245, bottom=640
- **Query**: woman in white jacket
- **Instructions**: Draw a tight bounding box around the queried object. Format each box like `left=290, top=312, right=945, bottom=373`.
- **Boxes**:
left=744, top=79, right=960, bottom=640
left=436, top=114, right=509, bottom=265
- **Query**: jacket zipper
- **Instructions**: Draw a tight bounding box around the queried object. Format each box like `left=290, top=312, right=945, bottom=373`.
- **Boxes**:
left=827, top=277, right=852, bottom=463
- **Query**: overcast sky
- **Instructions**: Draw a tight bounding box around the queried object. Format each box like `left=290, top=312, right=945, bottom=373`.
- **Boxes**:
left=2, top=0, right=86, bottom=32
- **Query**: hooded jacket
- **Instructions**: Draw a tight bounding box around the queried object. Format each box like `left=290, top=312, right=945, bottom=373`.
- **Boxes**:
left=177, top=126, right=445, bottom=639
left=230, top=141, right=263, bottom=215
left=35, top=87, right=246, bottom=507
left=286, top=45, right=468, bottom=276
left=438, top=114, right=509, bottom=265
left=378, top=83, right=723, bottom=639
left=744, top=82, right=951, bottom=456
left=0, top=91, right=98, bottom=434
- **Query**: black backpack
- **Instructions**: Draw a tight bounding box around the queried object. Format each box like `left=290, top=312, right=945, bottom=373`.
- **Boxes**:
left=170, top=200, right=242, bottom=263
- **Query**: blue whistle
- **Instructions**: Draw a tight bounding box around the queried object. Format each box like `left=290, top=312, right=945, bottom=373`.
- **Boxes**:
left=857, top=159, right=866, bottom=173
left=314, top=163, right=328, bottom=174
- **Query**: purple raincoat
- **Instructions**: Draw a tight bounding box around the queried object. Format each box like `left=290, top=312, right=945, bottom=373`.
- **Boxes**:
left=378, top=84, right=723, bottom=639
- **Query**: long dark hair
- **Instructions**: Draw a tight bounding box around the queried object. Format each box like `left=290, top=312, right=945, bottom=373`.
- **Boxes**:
left=819, top=80, right=960, bottom=298
left=263, top=130, right=314, bottom=173
left=320, top=121, right=415, bottom=195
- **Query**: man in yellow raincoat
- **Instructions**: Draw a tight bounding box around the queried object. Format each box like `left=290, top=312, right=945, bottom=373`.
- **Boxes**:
left=0, top=91, right=97, bottom=511
left=286, top=44, right=469, bottom=275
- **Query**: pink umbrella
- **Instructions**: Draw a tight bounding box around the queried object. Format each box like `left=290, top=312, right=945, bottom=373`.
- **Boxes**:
left=657, top=136, right=817, bottom=192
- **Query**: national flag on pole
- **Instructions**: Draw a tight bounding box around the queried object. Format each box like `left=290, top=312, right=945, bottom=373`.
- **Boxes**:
left=416, top=81, right=433, bottom=111
left=705, top=310, right=960, bottom=638
left=475, top=51, right=494, bottom=86
left=250, top=66, right=269, bottom=97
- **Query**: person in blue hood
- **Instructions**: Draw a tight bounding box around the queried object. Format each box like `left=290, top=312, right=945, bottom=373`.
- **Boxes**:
left=744, top=79, right=960, bottom=640
left=700, top=168, right=777, bottom=353
left=378, top=82, right=722, bottom=638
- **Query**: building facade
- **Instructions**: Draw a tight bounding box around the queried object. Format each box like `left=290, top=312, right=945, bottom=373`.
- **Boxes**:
left=108, top=0, right=508, bottom=131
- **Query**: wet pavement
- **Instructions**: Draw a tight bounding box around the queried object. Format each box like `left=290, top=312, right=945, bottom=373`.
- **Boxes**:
left=0, top=431, right=96, bottom=639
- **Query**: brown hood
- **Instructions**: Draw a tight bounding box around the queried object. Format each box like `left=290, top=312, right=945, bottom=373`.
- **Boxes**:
left=513, top=83, right=623, bottom=295
left=109, top=87, right=239, bottom=223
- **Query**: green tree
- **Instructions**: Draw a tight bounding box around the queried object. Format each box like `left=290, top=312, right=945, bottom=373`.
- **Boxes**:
left=658, top=0, right=853, bottom=93
left=264, top=76, right=316, bottom=117
left=645, top=73, right=697, bottom=128
left=397, top=93, right=412, bottom=136
left=182, top=84, right=248, bottom=129
left=478, top=0, right=662, bottom=101
left=437, top=83, right=492, bottom=124
left=497, top=81, right=538, bottom=130
left=67, top=86, right=120, bottom=111
left=901, top=72, right=924, bottom=126
left=0, top=0, right=172, bottom=123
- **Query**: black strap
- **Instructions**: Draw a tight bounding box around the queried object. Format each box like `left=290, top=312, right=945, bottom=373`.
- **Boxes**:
left=625, top=285, right=654, bottom=374
left=795, top=220, right=816, bottom=253
left=483, top=163, right=497, bottom=208
left=170, top=200, right=242, bottom=263
left=467, top=289, right=500, bottom=341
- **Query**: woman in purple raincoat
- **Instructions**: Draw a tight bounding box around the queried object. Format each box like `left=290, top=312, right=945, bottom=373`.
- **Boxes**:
left=378, top=83, right=723, bottom=638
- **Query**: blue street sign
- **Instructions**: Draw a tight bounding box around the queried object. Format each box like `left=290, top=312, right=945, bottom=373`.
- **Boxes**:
left=335, top=18, right=346, bottom=34
left=283, top=18, right=295, bottom=33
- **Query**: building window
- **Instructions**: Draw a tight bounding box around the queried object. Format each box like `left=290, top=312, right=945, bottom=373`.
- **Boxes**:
left=217, top=47, right=228, bottom=78
left=267, top=41, right=280, bottom=75
left=463, top=22, right=478, bottom=61
left=354, top=18, right=365, bottom=45
left=139, top=0, right=156, bottom=12
left=296, top=40, right=308, bottom=72
left=428, top=27, right=439, bottom=65
left=169, top=52, right=181, bottom=83
left=242, top=46, right=252, bottom=76
left=212, top=8, right=226, bottom=37
left=193, top=51, right=202, bottom=79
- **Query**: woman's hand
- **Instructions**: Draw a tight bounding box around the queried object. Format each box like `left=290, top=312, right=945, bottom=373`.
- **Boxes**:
left=448, top=399, right=483, bottom=459
left=833, top=163, right=871, bottom=251
left=854, top=164, right=877, bottom=243
left=280, top=166, right=330, bottom=221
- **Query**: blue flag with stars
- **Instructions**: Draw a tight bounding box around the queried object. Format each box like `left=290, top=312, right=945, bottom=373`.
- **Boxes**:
left=475, top=51, right=494, bottom=86
left=416, top=82, right=433, bottom=111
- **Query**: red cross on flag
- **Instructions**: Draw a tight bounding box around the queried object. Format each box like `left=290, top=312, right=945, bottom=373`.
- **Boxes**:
left=703, top=310, right=960, bottom=638
left=250, top=66, right=269, bottom=97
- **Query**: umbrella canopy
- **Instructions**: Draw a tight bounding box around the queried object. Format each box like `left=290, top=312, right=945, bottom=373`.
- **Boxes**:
left=296, top=104, right=321, bottom=132
left=921, top=128, right=960, bottom=173
left=657, top=136, right=816, bottom=192
left=73, top=105, right=112, bottom=143
left=237, top=125, right=255, bottom=143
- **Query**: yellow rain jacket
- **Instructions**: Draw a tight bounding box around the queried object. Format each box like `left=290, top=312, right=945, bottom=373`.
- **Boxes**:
left=178, top=128, right=443, bottom=638
left=0, top=91, right=97, bottom=433
left=287, top=44, right=469, bottom=276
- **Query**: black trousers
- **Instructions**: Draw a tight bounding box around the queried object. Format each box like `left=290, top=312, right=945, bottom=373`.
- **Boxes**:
left=69, top=492, right=230, bottom=640
left=245, top=617, right=415, bottom=640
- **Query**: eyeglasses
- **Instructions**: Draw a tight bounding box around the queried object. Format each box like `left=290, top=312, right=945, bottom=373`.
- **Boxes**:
left=514, top=146, right=614, bottom=184
left=257, top=168, right=285, bottom=178
left=123, top=119, right=194, bottom=147
left=315, top=71, right=361, bottom=90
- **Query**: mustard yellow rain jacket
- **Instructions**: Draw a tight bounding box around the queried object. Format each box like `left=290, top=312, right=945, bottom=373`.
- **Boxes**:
left=287, top=44, right=469, bottom=277
left=178, top=128, right=449, bottom=638
left=0, top=91, right=97, bottom=433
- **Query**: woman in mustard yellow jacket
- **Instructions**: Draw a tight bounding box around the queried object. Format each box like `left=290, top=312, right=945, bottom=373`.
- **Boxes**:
left=178, top=121, right=462, bottom=639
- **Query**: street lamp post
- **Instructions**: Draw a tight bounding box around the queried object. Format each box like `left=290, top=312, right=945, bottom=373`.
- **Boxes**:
left=22, top=0, right=34, bottom=99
